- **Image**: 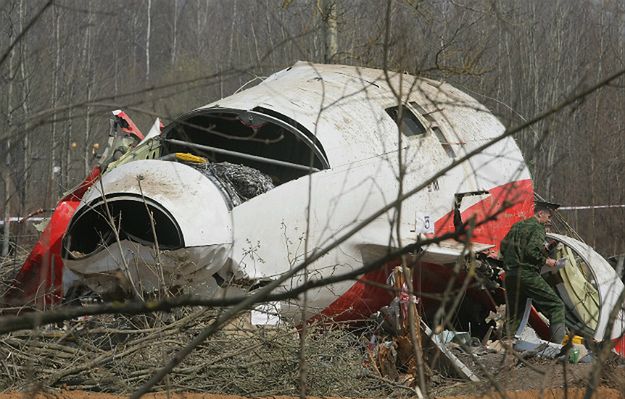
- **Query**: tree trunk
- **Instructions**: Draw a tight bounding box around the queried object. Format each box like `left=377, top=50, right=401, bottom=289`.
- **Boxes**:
left=18, top=0, right=31, bottom=213
left=48, top=5, right=61, bottom=203
left=82, top=5, right=93, bottom=175
left=589, top=7, right=606, bottom=248
left=171, top=0, right=177, bottom=66
left=2, top=28, right=16, bottom=257
left=64, top=96, right=73, bottom=187
left=321, top=0, right=338, bottom=63
left=228, top=0, right=238, bottom=66
left=146, top=0, right=151, bottom=81
left=2, top=169, right=10, bottom=257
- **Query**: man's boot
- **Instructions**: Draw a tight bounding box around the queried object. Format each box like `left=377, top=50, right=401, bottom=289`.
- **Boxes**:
left=549, top=322, right=566, bottom=344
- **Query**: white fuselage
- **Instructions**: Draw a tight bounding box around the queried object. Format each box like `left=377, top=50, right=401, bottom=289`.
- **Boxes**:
left=63, top=62, right=532, bottom=322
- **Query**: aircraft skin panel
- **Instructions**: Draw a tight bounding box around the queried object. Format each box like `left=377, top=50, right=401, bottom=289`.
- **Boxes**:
left=138, top=118, right=163, bottom=145
left=210, top=76, right=395, bottom=165
left=229, top=133, right=457, bottom=278
left=419, top=83, right=500, bottom=143
left=468, top=137, right=532, bottom=189
left=64, top=241, right=228, bottom=298
left=435, top=179, right=535, bottom=253
left=76, top=160, right=233, bottom=248
left=308, top=178, right=534, bottom=322
left=112, top=110, right=145, bottom=141
left=201, top=62, right=521, bottom=175
left=230, top=171, right=533, bottom=321
left=199, top=63, right=530, bottom=219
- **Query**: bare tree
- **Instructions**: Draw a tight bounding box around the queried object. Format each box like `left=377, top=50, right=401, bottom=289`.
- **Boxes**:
left=320, top=0, right=338, bottom=63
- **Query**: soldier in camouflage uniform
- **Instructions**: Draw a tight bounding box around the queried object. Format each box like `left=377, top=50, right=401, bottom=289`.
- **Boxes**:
left=500, top=201, right=566, bottom=343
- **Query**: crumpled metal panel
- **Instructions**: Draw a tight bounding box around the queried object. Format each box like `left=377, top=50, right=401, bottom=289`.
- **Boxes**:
left=548, top=232, right=625, bottom=340
left=65, top=240, right=229, bottom=298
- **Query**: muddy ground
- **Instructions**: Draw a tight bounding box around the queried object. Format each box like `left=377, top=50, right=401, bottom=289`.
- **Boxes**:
left=431, top=355, right=625, bottom=397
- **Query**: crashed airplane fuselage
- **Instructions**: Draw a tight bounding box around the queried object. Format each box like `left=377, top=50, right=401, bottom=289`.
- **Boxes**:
left=8, top=62, right=625, bottom=347
left=65, top=62, right=530, bottom=315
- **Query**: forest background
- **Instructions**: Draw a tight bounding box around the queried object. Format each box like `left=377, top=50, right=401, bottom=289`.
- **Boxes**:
left=1, top=0, right=624, bottom=257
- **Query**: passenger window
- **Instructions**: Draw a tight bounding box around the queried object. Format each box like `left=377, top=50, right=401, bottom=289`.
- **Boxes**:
left=385, top=106, right=426, bottom=137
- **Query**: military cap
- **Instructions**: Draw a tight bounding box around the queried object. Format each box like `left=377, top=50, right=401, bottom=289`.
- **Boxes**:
left=534, top=200, right=560, bottom=212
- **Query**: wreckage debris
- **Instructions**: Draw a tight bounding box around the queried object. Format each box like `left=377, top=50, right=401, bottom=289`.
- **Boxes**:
left=8, top=65, right=625, bottom=366
left=5, top=62, right=625, bottom=399
left=170, top=153, right=276, bottom=203
left=366, top=268, right=603, bottom=391
left=208, top=162, right=275, bottom=201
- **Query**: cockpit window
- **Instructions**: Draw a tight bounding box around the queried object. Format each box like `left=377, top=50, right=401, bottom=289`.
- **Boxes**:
left=433, top=127, right=456, bottom=158
left=385, top=105, right=426, bottom=137
left=161, top=108, right=328, bottom=186
left=409, top=101, right=456, bottom=158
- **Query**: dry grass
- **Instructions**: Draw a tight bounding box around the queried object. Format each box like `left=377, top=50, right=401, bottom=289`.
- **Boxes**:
left=0, top=248, right=27, bottom=300
left=0, top=247, right=396, bottom=397
left=0, top=307, right=396, bottom=397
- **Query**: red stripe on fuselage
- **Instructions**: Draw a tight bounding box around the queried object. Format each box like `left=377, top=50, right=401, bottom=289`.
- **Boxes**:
left=3, top=167, right=101, bottom=308
left=318, top=179, right=534, bottom=323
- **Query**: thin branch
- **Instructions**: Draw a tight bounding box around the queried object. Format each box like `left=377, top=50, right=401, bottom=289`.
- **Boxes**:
left=0, top=0, right=53, bottom=68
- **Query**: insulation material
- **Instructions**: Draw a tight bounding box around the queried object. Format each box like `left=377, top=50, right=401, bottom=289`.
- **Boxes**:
left=210, top=162, right=274, bottom=200
left=194, top=162, right=274, bottom=205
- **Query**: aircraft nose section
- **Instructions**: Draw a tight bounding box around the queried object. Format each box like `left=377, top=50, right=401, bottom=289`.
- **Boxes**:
left=62, top=160, right=233, bottom=298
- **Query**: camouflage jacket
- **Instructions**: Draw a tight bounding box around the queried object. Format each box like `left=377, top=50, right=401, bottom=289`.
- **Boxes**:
left=500, top=217, right=547, bottom=273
